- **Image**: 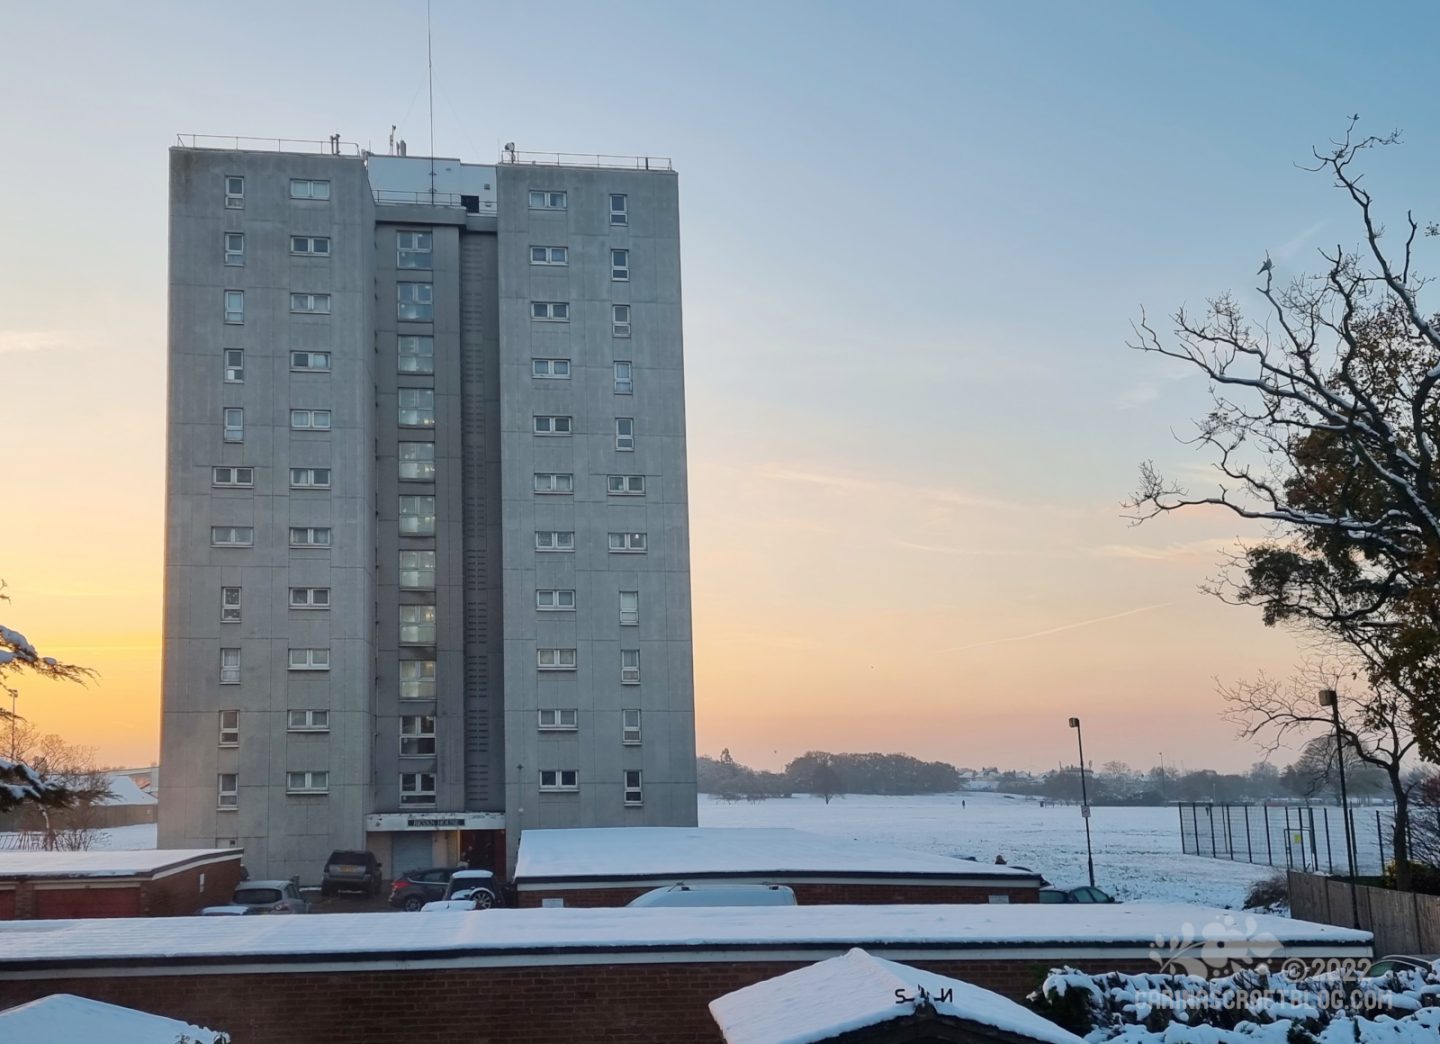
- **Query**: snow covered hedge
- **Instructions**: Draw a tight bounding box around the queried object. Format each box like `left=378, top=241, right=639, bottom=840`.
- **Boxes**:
left=1029, top=963, right=1440, bottom=1043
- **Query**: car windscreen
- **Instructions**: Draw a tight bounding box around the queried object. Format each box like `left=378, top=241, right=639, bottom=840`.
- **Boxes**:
left=234, top=888, right=282, bottom=905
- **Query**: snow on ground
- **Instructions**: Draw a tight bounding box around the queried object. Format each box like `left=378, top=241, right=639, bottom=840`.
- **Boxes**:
left=0, top=823, right=157, bottom=853
left=699, top=791, right=1276, bottom=909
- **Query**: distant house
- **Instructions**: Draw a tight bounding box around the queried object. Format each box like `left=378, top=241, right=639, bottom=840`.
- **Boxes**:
left=711, top=948, right=1086, bottom=1043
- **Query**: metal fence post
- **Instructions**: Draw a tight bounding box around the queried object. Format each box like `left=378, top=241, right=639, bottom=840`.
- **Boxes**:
left=1244, top=805, right=1254, bottom=862
left=1308, top=807, right=1320, bottom=872
left=1283, top=806, right=1293, bottom=869
left=1323, top=807, right=1334, bottom=875
left=1265, top=803, right=1274, bottom=866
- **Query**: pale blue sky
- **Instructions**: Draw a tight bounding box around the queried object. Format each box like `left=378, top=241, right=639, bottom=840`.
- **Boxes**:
left=4, top=1, right=1438, bottom=772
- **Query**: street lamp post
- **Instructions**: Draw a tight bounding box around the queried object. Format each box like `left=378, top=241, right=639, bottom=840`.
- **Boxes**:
left=1069, top=716, right=1096, bottom=888
left=1318, top=688, right=1361, bottom=929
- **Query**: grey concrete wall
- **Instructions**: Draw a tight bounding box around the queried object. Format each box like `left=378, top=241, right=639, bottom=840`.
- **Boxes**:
left=160, top=148, right=376, bottom=882
left=495, top=164, right=698, bottom=866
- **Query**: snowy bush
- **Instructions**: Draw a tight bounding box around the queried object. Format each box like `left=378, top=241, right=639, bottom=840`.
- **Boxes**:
left=1028, top=961, right=1440, bottom=1043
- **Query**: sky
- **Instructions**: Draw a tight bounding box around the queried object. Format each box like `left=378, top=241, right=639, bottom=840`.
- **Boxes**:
left=3, top=1, right=1440, bottom=776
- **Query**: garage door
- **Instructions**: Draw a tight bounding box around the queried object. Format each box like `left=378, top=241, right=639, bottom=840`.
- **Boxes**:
left=35, top=886, right=142, bottom=919
left=391, top=833, right=433, bottom=876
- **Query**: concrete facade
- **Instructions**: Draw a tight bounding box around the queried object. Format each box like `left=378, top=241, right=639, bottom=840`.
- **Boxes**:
left=160, top=142, right=697, bottom=882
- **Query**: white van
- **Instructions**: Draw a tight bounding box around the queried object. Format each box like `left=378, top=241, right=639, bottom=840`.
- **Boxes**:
left=626, top=884, right=797, bottom=908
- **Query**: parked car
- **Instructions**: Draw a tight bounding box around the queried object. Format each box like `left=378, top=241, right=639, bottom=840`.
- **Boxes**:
left=1367, top=955, right=1435, bottom=976
left=1038, top=885, right=1116, bottom=904
left=199, top=904, right=262, bottom=916
left=321, top=850, right=383, bottom=897
left=443, top=869, right=500, bottom=909
left=420, top=899, right=482, bottom=913
left=231, top=881, right=311, bottom=914
left=389, top=867, right=460, bottom=912
left=627, top=884, right=797, bottom=908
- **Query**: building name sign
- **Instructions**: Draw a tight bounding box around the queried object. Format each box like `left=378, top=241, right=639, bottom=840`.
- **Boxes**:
left=365, top=811, right=505, bottom=832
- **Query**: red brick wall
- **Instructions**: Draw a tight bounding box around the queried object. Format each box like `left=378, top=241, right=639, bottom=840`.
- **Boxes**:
left=0, top=889, right=13, bottom=918
left=516, top=881, right=1037, bottom=908
left=141, top=859, right=243, bottom=916
left=0, top=856, right=242, bottom=919
left=0, top=956, right=1156, bottom=1044
left=33, top=886, right=141, bottom=919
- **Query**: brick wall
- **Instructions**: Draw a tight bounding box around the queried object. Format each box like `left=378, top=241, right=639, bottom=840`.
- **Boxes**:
left=0, top=856, right=242, bottom=919
left=0, top=955, right=1156, bottom=1044
left=516, top=881, right=1037, bottom=908
left=141, top=859, right=243, bottom=916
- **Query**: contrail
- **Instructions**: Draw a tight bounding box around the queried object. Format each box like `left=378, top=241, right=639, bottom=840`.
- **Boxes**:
left=955, top=603, right=1170, bottom=652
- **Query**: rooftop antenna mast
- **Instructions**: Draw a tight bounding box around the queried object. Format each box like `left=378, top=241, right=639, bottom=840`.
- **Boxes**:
left=427, top=0, right=436, bottom=200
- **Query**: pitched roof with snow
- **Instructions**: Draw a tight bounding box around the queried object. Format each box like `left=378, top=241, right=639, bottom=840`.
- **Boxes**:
left=0, top=848, right=238, bottom=880
left=99, top=773, right=158, bottom=806
left=710, top=948, right=1085, bottom=1044
left=0, top=993, right=223, bottom=1043
left=514, top=827, right=1040, bottom=885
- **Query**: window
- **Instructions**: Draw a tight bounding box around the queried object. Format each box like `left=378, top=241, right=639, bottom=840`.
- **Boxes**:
left=212, top=466, right=254, bottom=488
left=288, top=648, right=330, bottom=671
left=624, top=770, right=643, bottom=806
left=608, top=474, right=645, bottom=496
left=291, top=350, right=331, bottom=371
left=220, top=648, right=241, bottom=684
left=608, top=531, right=647, bottom=553
left=621, top=649, right=641, bottom=684
left=400, top=772, right=436, bottom=805
left=400, top=604, right=437, bottom=645
left=533, top=415, right=572, bottom=436
left=535, top=530, right=575, bottom=552
left=397, top=230, right=433, bottom=269
left=210, top=526, right=254, bottom=547
left=537, top=647, right=577, bottom=671
left=399, top=335, right=435, bottom=374
left=224, top=290, right=244, bottom=324
left=400, top=550, right=437, bottom=589
left=217, top=773, right=238, bottom=810
left=290, top=292, right=332, bottom=314
left=290, top=235, right=331, bottom=256
left=221, top=586, right=242, bottom=622
left=289, top=587, right=330, bottom=609
left=610, top=193, right=628, bottom=226
left=399, top=441, right=436, bottom=480
left=529, top=190, right=567, bottom=210
left=400, top=715, right=437, bottom=756
left=290, top=179, right=331, bottom=200
left=613, top=360, right=633, bottom=394
left=398, top=283, right=434, bottom=321
left=223, top=348, right=245, bottom=383
left=529, top=245, right=568, bottom=265
left=224, top=176, right=244, bottom=209
left=400, top=660, right=436, bottom=700
left=290, top=467, right=331, bottom=489
left=612, top=303, right=631, bottom=338
left=615, top=417, right=635, bottom=451
left=619, top=591, right=639, bottom=626
left=540, top=769, right=579, bottom=791
left=533, top=472, right=573, bottom=494
left=623, top=709, right=642, bottom=745
left=538, top=708, right=578, bottom=730
left=399, top=494, right=436, bottom=535
left=224, top=232, right=245, bottom=266
left=219, top=710, right=239, bottom=747
left=287, top=771, right=329, bottom=794
left=290, top=409, right=332, bottom=430
left=610, top=248, right=629, bottom=281
left=288, top=709, right=330, bottom=732
left=536, top=589, right=576, bottom=611
left=289, top=526, right=332, bottom=547
left=399, top=388, right=435, bottom=427
left=223, top=408, right=244, bottom=443
left=531, top=358, right=571, bottom=379
left=530, top=301, right=570, bottom=322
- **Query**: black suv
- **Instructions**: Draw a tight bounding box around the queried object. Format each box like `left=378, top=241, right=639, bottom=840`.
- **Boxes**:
left=388, top=866, right=459, bottom=911
left=321, top=850, right=383, bottom=897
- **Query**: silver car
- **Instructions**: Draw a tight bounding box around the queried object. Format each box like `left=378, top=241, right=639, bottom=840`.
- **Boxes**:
left=231, top=880, right=311, bottom=914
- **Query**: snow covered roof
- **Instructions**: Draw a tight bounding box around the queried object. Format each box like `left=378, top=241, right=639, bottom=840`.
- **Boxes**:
left=710, top=947, right=1085, bottom=1044
left=0, top=993, right=224, bottom=1043
left=99, top=773, right=158, bottom=806
left=0, top=848, right=238, bottom=880
left=515, top=827, right=1041, bottom=885
left=0, top=903, right=1370, bottom=972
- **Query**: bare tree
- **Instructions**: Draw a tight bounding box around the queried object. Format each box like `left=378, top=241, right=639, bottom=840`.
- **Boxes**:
left=1127, top=120, right=1440, bottom=761
left=1220, top=665, right=1420, bottom=888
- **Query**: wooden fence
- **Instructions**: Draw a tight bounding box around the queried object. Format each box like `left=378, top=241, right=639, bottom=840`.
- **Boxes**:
left=1289, top=870, right=1440, bottom=955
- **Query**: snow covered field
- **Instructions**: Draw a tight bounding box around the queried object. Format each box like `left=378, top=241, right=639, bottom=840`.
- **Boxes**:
left=0, top=823, right=156, bottom=853
left=699, top=791, right=1274, bottom=909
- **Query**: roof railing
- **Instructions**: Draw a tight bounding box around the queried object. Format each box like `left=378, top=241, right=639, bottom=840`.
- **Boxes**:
left=499, top=148, right=673, bottom=172
left=176, top=134, right=362, bottom=156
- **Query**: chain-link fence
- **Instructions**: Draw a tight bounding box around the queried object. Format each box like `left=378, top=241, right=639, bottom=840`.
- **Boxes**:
left=1177, top=802, right=1402, bottom=877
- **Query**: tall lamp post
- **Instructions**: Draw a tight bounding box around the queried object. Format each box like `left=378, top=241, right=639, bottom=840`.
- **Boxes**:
left=1068, top=717, right=1096, bottom=888
left=1318, top=688, right=1361, bottom=929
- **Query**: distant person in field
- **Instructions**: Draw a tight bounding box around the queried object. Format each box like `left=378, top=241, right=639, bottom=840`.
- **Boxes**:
left=994, top=854, right=1006, bottom=865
